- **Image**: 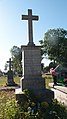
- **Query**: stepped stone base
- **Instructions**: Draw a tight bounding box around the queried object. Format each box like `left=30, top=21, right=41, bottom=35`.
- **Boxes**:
left=7, top=70, right=17, bottom=86
left=20, top=77, right=45, bottom=90
left=6, top=82, right=18, bottom=86
left=15, top=80, right=54, bottom=103
left=15, top=77, right=53, bottom=103
left=15, top=88, right=54, bottom=103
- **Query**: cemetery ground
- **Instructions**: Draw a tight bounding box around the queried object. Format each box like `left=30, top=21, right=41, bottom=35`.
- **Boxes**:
left=0, top=75, right=67, bottom=119
left=0, top=76, right=20, bottom=86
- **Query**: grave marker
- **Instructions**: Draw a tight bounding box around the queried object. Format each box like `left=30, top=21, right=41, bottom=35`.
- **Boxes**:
left=7, top=58, right=13, bottom=71
left=7, top=58, right=17, bottom=86
left=16, top=9, right=54, bottom=103
left=22, top=9, right=38, bottom=45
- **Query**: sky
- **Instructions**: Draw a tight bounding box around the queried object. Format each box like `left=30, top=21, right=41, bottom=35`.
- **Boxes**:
left=0, top=0, right=67, bottom=71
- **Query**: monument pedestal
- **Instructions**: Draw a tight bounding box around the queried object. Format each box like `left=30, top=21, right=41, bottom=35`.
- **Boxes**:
left=7, top=70, right=17, bottom=86
left=15, top=45, right=54, bottom=103
left=6, top=58, right=18, bottom=86
left=20, top=46, right=45, bottom=89
left=20, top=77, right=45, bottom=91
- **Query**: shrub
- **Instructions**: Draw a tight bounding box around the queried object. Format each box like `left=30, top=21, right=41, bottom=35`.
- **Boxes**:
left=0, top=90, right=67, bottom=119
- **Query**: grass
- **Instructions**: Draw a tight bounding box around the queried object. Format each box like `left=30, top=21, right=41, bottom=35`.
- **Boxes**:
left=0, top=76, right=20, bottom=86
left=0, top=90, right=15, bottom=99
left=0, top=76, right=7, bottom=86
left=0, top=89, right=67, bottom=119
left=0, top=75, right=67, bottom=119
left=42, top=74, right=53, bottom=89
left=0, top=74, right=53, bottom=88
left=14, top=76, right=20, bottom=85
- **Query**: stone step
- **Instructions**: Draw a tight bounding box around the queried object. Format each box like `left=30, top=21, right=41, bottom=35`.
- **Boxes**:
left=49, top=83, right=67, bottom=106
left=0, top=86, right=20, bottom=91
left=15, top=88, right=54, bottom=103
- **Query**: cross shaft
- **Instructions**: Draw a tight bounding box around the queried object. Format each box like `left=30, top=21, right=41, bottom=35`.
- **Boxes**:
left=7, top=58, right=13, bottom=71
left=22, top=9, right=39, bottom=45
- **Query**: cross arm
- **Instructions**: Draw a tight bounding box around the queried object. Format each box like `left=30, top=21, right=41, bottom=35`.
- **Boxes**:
left=22, top=15, right=28, bottom=20
left=32, top=16, right=39, bottom=20
left=7, top=61, right=9, bottom=63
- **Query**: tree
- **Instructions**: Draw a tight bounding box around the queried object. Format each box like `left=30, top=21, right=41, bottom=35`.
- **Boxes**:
left=39, top=28, right=67, bottom=67
left=10, top=46, right=22, bottom=74
left=4, top=63, right=8, bottom=71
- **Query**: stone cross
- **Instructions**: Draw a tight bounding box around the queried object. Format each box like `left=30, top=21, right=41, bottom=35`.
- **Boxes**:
left=7, top=58, right=13, bottom=71
left=22, top=9, right=39, bottom=45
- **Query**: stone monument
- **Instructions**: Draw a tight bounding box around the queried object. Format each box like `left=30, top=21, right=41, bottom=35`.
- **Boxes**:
left=7, top=58, right=17, bottom=86
left=16, top=9, right=54, bottom=102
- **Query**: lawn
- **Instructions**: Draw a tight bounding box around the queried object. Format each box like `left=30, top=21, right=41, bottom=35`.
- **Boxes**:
left=0, top=76, right=20, bottom=86
left=0, top=87, right=67, bottom=119
left=0, top=75, right=67, bottom=119
left=0, top=74, right=53, bottom=95
left=42, top=73, right=53, bottom=89
left=0, top=74, right=53, bottom=88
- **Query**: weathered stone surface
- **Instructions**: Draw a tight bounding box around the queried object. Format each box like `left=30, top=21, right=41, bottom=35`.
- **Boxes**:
left=20, top=78, right=45, bottom=91
left=7, top=58, right=13, bottom=71
left=7, top=70, right=14, bottom=86
left=22, top=9, right=39, bottom=46
left=15, top=9, right=54, bottom=103
left=0, top=86, right=19, bottom=91
left=21, top=46, right=42, bottom=89
left=21, top=46, right=41, bottom=80
left=15, top=88, right=54, bottom=103
left=49, top=83, right=67, bottom=106
left=7, top=58, right=17, bottom=86
left=16, top=45, right=54, bottom=102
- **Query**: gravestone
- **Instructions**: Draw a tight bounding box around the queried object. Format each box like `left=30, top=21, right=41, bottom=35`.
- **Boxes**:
left=7, top=58, right=17, bottom=86
left=15, top=9, right=54, bottom=102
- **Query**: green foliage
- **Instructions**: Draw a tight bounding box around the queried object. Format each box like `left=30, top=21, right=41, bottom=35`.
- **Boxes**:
left=40, top=101, right=49, bottom=110
left=0, top=76, right=7, bottom=86
left=14, top=76, right=20, bottom=85
left=40, top=28, right=67, bottom=66
left=42, top=74, right=53, bottom=89
left=0, top=78, right=66, bottom=119
left=23, top=89, right=39, bottom=102
left=0, top=76, right=20, bottom=86
left=0, top=90, right=67, bottom=119
left=48, top=99, right=67, bottom=119
left=49, top=62, right=58, bottom=69
left=10, top=46, right=22, bottom=74
left=0, top=91, right=18, bottom=119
